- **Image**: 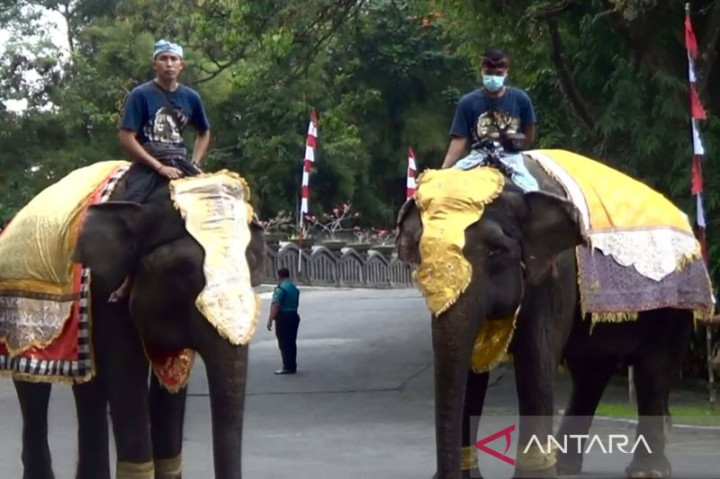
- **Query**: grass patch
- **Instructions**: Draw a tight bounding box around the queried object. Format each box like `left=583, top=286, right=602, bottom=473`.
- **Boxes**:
left=596, top=402, right=720, bottom=427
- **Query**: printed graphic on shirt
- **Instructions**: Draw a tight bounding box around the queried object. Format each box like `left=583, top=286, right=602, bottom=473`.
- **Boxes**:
left=143, top=107, right=189, bottom=145
left=474, top=110, right=520, bottom=143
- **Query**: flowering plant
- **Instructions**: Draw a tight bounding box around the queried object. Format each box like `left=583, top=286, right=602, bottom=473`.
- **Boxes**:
left=352, top=227, right=396, bottom=246
left=258, top=210, right=295, bottom=235
left=303, top=201, right=360, bottom=240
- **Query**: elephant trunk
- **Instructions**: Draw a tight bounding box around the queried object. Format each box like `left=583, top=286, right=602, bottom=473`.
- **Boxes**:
left=201, top=336, right=249, bottom=479
left=432, top=295, right=487, bottom=479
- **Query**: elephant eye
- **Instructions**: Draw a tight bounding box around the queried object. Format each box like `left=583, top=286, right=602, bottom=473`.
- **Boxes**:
left=486, top=247, right=506, bottom=258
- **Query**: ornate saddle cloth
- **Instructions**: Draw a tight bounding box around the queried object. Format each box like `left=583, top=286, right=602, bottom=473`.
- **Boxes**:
left=525, top=149, right=714, bottom=323
left=0, top=161, right=131, bottom=383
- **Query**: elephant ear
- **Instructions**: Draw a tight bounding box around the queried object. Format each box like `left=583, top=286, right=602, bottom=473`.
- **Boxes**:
left=521, top=191, right=586, bottom=283
left=72, top=201, right=145, bottom=290
left=396, top=198, right=422, bottom=264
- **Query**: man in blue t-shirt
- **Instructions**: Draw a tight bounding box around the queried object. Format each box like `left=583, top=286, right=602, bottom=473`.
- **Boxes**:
left=441, top=48, right=537, bottom=169
left=118, top=39, right=211, bottom=201
left=108, top=39, right=211, bottom=302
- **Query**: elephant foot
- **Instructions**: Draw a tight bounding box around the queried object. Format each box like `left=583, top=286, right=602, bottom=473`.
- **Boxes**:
left=431, top=469, right=483, bottom=479
left=23, top=467, right=56, bottom=479
left=556, top=455, right=582, bottom=476
left=625, top=455, right=671, bottom=479
left=513, top=465, right=558, bottom=479
left=155, top=454, right=182, bottom=479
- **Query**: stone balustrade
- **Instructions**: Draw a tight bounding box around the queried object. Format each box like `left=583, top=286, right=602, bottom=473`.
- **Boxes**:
left=261, top=240, right=416, bottom=288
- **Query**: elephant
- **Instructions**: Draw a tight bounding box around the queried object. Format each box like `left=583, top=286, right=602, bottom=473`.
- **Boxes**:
left=396, top=158, right=698, bottom=479
left=11, top=174, right=265, bottom=479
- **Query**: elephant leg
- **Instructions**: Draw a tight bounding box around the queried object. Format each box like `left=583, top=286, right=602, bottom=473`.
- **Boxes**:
left=433, top=370, right=489, bottom=479
left=96, top=305, right=154, bottom=478
left=195, top=326, right=249, bottom=479
left=13, top=380, right=55, bottom=479
left=149, top=374, right=187, bottom=479
left=625, top=310, right=692, bottom=479
left=513, top=343, right=557, bottom=478
left=430, top=294, right=486, bottom=479
left=72, top=377, right=111, bottom=479
left=554, top=359, right=616, bottom=476
left=461, top=371, right=489, bottom=478
left=512, top=309, right=575, bottom=477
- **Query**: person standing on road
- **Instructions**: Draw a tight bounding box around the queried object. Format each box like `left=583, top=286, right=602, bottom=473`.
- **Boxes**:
left=267, top=268, right=301, bottom=374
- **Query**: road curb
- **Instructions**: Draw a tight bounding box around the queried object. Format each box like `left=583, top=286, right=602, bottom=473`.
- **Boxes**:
left=256, top=284, right=354, bottom=292
left=559, top=410, right=720, bottom=432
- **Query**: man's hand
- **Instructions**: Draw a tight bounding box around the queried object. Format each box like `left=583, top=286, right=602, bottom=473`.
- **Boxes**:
left=266, top=320, right=273, bottom=331
left=158, top=165, right=183, bottom=179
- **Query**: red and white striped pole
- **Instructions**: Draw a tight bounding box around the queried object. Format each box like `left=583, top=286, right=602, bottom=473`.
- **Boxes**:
left=298, top=109, right=318, bottom=273
left=407, top=147, right=417, bottom=199
left=685, top=2, right=714, bottom=409
left=685, top=3, right=708, bottom=260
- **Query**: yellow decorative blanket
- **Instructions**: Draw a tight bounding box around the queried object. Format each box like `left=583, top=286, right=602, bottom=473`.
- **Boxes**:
left=525, top=149, right=701, bottom=282
left=0, top=161, right=130, bottom=354
left=0, top=161, right=131, bottom=291
left=169, top=171, right=260, bottom=346
left=413, top=167, right=515, bottom=372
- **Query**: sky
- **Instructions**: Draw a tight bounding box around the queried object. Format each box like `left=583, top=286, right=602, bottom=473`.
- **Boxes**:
left=1, top=8, right=69, bottom=112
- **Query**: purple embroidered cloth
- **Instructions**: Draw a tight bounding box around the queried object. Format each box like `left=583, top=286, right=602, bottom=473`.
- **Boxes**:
left=576, top=245, right=714, bottom=320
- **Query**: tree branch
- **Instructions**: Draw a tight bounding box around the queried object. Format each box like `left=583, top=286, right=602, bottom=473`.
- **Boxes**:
left=546, top=19, right=595, bottom=131
left=287, top=0, right=365, bottom=82
left=191, top=51, right=247, bottom=85
left=698, top=0, right=720, bottom=99
left=190, top=13, right=275, bottom=85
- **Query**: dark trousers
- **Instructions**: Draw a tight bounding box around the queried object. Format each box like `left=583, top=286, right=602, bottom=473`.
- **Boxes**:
left=120, top=158, right=201, bottom=204
left=275, top=311, right=300, bottom=371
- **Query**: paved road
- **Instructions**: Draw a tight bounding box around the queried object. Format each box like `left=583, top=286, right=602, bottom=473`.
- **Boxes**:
left=0, top=289, right=717, bottom=478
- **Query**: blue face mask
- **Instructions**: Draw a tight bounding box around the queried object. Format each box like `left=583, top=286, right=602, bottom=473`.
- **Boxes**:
left=483, top=74, right=505, bottom=93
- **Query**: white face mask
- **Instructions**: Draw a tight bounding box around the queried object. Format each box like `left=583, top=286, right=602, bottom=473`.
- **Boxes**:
left=483, top=74, right=506, bottom=92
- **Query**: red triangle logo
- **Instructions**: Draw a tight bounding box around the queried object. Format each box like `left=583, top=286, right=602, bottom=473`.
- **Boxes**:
left=474, top=424, right=516, bottom=466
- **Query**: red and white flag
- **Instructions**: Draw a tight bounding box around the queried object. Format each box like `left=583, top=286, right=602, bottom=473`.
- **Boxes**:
left=407, top=147, right=417, bottom=199
left=299, top=109, right=318, bottom=233
left=684, top=4, right=708, bottom=260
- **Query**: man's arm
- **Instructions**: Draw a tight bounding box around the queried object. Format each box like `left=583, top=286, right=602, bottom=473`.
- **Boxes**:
left=443, top=95, right=473, bottom=169
left=118, top=130, right=182, bottom=179
left=190, top=91, right=212, bottom=166
left=520, top=91, right=537, bottom=149
left=191, top=129, right=211, bottom=166
left=522, top=123, right=536, bottom=149
left=441, top=136, right=469, bottom=169
left=118, top=129, right=164, bottom=171
left=266, top=302, right=280, bottom=331
left=267, top=287, right=284, bottom=331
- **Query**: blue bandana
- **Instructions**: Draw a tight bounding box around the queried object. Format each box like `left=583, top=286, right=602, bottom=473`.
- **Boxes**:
left=153, top=39, right=183, bottom=59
